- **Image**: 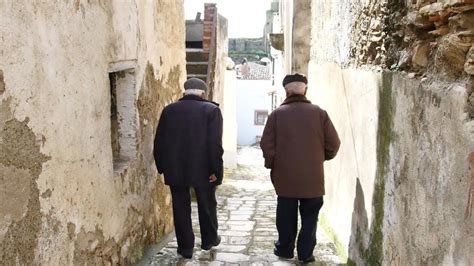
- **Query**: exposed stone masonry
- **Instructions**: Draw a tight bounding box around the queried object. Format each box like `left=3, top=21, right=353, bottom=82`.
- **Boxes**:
left=347, top=0, right=474, bottom=80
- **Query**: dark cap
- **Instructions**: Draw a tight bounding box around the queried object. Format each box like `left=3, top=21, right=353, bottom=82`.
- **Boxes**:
left=282, top=73, right=308, bottom=87
left=184, top=78, right=208, bottom=91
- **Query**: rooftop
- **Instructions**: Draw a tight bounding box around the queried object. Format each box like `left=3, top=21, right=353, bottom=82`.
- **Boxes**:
left=235, top=62, right=271, bottom=80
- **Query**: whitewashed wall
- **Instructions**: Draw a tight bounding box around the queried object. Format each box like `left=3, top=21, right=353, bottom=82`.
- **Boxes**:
left=236, top=80, right=272, bottom=146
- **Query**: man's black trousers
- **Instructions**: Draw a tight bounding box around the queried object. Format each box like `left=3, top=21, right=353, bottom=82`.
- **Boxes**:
left=275, top=196, right=324, bottom=260
left=170, top=186, right=218, bottom=253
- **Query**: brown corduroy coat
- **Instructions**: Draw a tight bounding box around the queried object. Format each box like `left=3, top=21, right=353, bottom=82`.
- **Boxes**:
left=260, top=95, right=341, bottom=198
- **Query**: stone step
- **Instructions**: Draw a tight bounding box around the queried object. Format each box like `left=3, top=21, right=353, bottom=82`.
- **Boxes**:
left=186, top=62, right=208, bottom=75
left=186, top=50, right=209, bottom=62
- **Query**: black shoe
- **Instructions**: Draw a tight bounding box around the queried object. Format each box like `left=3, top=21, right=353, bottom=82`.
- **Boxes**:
left=177, top=248, right=193, bottom=259
left=299, top=255, right=315, bottom=264
left=201, top=236, right=221, bottom=250
left=274, top=247, right=294, bottom=259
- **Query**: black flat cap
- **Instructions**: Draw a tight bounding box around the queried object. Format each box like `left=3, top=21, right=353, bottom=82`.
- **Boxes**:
left=184, top=78, right=208, bottom=91
left=282, top=73, right=308, bottom=87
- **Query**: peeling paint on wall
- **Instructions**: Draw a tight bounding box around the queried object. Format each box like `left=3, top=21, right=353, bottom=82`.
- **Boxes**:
left=137, top=62, right=181, bottom=239
left=138, top=63, right=182, bottom=126
left=73, top=226, right=119, bottom=265
left=0, top=1, right=186, bottom=263
left=0, top=104, right=50, bottom=264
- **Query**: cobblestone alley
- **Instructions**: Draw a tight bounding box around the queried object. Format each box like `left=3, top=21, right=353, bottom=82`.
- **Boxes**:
left=137, top=147, right=343, bottom=265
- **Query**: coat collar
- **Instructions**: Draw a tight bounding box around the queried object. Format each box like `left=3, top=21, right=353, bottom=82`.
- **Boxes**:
left=179, top=94, right=220, bottom=106
left=281, top=94, right=311, bottom=105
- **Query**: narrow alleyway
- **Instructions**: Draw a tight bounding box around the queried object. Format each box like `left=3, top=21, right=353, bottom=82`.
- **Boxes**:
left=137, top=147, right=344, bottom=265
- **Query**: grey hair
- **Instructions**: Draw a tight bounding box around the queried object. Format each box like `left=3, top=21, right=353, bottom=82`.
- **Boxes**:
left=284, top=81, right=306, bottom=95
left=184, top=89, right=205, bottom=97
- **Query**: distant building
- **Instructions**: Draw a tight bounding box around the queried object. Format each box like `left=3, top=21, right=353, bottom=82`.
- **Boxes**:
left=228, top=38, right=269, bottom=62
left=236, top=62, right=272, bottom=146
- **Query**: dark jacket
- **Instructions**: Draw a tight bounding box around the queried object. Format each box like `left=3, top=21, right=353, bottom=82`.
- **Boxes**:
left=260, top=95, right=340, bottom=198
left=154, top=94, right=224, bottom=187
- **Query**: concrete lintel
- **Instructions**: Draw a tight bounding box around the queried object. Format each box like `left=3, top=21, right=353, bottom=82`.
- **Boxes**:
left=108, top=60, right=138, bottom=73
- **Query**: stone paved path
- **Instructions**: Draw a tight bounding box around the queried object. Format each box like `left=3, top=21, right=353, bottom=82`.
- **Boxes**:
left=137, top=147, right=344, bottom=265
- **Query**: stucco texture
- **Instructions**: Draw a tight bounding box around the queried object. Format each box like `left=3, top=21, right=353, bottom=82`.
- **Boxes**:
left=308, top=62, right=473, bottom=265
left=383, top=76, right=473, bottom=265
left=0, top=0, right=186, bottom=264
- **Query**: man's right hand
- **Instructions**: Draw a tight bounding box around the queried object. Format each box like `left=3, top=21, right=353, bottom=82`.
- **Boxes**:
left=209, top=174, right=217, bottom=183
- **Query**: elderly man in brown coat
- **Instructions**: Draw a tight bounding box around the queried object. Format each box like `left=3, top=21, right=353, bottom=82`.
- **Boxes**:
left=260, top=73, right=340, bottom=263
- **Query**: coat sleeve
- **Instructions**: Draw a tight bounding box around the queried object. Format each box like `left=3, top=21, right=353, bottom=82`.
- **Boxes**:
left=323, top=111, right=341, bottom=160
left=208, top=107, right=224, bottom=183
left=153, top=109, right=167, bottom=174
left=260, top=112, right=276, bottom=169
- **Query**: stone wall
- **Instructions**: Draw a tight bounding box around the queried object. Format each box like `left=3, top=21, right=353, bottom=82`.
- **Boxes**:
left=306, top=0, right=473, bottom=264
left=0, top=0, right=186, bottom=264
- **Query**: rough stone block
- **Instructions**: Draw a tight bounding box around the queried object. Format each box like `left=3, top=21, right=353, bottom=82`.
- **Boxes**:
left=464, top=45, right=474, bottom=74
left=441, top=0, right=474, bottom=8
left=412, top=41, right=431, bottom=67
left=435, top=33, right=472, bottom=76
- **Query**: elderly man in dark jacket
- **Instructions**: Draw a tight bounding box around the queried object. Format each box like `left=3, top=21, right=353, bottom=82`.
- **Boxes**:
left=154, top=78, right=223, bottom=258
left=260, top=73, right=340, bottom=263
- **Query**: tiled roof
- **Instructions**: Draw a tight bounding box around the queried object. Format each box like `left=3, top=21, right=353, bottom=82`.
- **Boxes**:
left=236, top=62, right=271, bottom=80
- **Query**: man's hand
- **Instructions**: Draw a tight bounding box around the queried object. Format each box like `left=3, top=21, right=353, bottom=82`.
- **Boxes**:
left=209, top=174, right=217, bottom=183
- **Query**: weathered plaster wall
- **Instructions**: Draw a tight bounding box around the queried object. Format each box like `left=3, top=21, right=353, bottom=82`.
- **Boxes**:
left=307, top=63, right=379, bottom=257
left=307, top=0, right=473, bottom=264
left=223, top=60, right=238, bottom=169
left=291, top=0, right=311, bottom=75
left=211, top=14, right=229, bottom=106
left=308, top=64, right=473, bottom=266
left=383, top=75, right=473, bottom=265
left=280, top=0, right=293, bottom=74
left=209, top=14, right=235, bottom=168
left=279, top=0, right=311, bottom=75
left=0, top=0, right=186, bottom=264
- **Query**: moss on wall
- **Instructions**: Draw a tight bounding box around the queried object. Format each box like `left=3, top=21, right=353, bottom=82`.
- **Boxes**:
left=349, top=72, right=394, bottom=265
left=319, top=214, right=348, bottom=262
left=0, top=70, right=5, bottom=94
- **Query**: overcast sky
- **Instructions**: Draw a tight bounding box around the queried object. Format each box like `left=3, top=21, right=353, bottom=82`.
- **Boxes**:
left=184, top=0, right=272, bottom=38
